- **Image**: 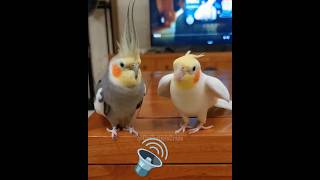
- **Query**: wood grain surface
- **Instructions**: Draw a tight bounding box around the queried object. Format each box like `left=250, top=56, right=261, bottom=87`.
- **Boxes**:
left=88, top=113, right=231, bottom=164
left=89, top=164, right=232, bottom=180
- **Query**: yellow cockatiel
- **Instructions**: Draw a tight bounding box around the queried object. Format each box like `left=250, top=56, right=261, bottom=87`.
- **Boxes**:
left=157, top=51, right=232, bottom=134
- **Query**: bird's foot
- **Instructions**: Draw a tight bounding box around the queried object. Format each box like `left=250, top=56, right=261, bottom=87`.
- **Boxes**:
left=106, top=127, right=119, bottom=140
left=188, top=124, right=214, bottom=134
left=179, top=121, right=193, bottom=129
left=175, top=123, right=188, bottom=134
left=124, top=126, right=139, bottom=137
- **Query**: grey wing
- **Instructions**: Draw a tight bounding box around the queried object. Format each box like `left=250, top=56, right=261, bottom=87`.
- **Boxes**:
left=136, top=82, right=146, bottom=109
left=157, top=74, right=173, bottom=98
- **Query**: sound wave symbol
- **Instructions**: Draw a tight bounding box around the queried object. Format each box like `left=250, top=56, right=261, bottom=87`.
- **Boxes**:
left=142, top=138, right=168, bottom=160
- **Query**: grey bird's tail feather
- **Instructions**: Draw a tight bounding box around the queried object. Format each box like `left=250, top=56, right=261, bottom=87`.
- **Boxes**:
left=95, top=79, right=103, bottom=94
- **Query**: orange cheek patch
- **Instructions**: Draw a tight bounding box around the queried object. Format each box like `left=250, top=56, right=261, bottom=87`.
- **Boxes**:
left=193, top=70, right=200, bottom=83
left=112, top=64, right=122, bottom=77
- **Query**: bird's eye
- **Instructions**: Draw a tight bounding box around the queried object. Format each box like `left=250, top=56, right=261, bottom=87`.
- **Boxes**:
left=192, top=66, right=196, bottom=71
left=120, top=62, right=124, bottom=68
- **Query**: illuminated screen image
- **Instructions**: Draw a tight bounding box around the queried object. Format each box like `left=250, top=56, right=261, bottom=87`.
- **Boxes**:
left=150, top=0, right=232, bottom=46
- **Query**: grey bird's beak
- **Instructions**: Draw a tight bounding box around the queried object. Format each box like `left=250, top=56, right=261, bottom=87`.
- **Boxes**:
left=130, top=64, right=139, bottom=79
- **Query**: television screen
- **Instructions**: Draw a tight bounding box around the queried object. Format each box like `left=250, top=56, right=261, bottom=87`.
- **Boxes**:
left=150, top=0, right=232, bottom=47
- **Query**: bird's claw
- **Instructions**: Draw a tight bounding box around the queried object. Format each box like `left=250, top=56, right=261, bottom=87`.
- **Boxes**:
left=106, top=127, right=118, bottom=140
left=175, top=124, right=188, bottom=134
left=188, top=125, right=214, bottom=134
left=188, top=127, right=201, bottom=134
left=201, top=125, right=214, bottom=130
left=124, top=127, right=139, bottom=137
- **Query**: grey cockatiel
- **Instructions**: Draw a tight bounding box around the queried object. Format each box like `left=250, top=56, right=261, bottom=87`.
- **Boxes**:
left=93, top=0, right=146, bottom=139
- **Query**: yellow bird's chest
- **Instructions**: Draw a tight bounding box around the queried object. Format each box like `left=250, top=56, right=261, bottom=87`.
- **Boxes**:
left=170, top=78, right=209, bottom=115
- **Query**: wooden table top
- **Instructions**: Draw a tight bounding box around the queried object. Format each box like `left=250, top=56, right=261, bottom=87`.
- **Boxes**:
left=88, top=70, right=232, bottom=164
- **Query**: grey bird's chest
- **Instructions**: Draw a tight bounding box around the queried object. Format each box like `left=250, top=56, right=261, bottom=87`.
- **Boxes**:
left=102, top=74, right=144, bottom=116
left=106, top=86, right=142, bottom=112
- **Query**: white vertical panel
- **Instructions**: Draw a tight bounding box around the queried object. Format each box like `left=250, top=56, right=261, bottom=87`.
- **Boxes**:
left=88, top=9, right=109, bottom=87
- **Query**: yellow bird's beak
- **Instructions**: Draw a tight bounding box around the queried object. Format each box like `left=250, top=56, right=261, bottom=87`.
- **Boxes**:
left=174, top=66, right=185, bottom=81
left=174, top=65, right=194, bottom=81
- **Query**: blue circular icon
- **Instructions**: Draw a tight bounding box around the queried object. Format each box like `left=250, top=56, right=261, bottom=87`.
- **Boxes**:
left=186, top=15, right=194, bottom=25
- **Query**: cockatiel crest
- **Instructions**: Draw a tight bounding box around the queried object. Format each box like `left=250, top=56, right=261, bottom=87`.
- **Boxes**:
left=108, top=0, right=142, bottom=88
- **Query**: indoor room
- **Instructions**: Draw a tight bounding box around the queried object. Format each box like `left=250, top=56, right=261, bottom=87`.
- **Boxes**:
left=88, top=0, right=232, bottom=179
